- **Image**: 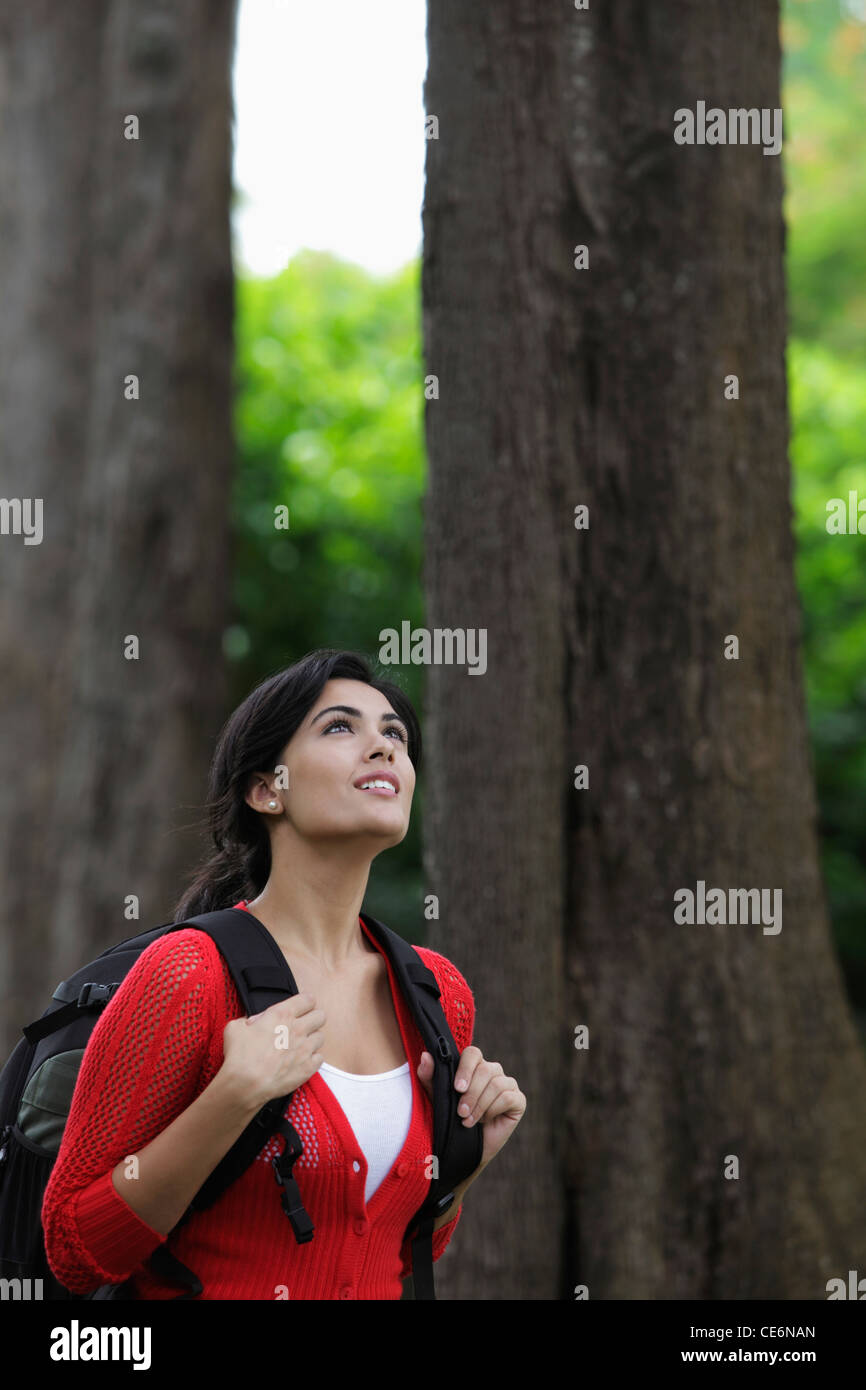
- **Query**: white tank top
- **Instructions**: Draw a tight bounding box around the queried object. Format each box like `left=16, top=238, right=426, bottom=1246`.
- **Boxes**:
left=317, top=1060, right=413, bottom=1203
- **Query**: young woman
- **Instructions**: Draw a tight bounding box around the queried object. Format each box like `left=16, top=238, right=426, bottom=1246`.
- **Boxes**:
left=42, top=648, right=526, bottom=1299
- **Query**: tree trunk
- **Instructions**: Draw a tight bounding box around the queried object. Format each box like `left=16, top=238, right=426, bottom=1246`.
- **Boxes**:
left=0, top=0, right=238, bottom=1058
left=421, top=0, right=866, bottom=1298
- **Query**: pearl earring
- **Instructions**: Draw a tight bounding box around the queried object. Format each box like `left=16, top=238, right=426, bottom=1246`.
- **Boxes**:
left=268, top=800, right=278, bottom=809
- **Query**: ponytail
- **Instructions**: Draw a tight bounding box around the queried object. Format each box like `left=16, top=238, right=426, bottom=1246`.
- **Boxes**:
left=172, top=842, right=263, bottom=923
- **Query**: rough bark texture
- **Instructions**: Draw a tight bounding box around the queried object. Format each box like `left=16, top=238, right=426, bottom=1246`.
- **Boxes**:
left=0, top=0, right=238, bottom=1058
left=421, top=0, right=866, bottom=1298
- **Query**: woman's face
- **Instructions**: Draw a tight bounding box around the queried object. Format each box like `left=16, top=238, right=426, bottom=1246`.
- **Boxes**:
left=256, top=678, right=416, bottom=852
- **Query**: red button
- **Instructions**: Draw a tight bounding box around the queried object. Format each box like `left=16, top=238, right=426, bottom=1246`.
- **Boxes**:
left=353, top=1218, right=366, bottom=1236
left=340, top=1286, right=354, bottom=1299
left=397, top=1161, right=409, bottom=1177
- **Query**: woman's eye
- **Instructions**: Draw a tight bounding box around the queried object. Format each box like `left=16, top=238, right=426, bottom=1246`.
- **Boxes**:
left=323, top=718, right=406, bottom=743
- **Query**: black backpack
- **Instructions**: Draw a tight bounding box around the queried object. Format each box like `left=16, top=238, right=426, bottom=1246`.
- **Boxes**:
left=0, top=906, right=483, bottom=1301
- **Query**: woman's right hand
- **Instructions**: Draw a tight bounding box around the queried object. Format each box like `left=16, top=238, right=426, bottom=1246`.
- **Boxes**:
left=220, top=993, right=326, bottom=1109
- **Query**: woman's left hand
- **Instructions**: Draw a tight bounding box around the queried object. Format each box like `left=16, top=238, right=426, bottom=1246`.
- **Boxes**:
left=417, top=1046, right=526, bottom=1169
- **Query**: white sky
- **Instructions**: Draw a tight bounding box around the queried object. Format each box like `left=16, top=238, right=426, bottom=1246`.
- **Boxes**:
left=231, top=0, right=428, bottom=277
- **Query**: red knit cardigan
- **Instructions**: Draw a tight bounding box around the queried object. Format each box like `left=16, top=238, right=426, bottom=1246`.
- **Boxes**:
left=41, top=902, right=476, bottom=1300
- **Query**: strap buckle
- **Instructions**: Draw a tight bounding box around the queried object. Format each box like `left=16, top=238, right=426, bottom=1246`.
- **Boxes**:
left=272, top=1131, right=314, bottom=1243
left=77, top=981, right=116, bottom=1009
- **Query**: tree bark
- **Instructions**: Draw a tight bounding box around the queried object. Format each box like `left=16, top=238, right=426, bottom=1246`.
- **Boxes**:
left=421, top=0, right=866, bottom=1298
left=0, top=0, right=238, bottom=1058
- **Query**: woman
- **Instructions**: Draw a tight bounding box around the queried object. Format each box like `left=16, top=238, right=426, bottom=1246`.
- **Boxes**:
left=42, top=648, right=526, bottom=1299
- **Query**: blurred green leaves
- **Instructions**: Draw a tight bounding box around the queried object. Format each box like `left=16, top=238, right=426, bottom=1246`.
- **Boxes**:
left=231, top=249, right=425, bottom=668
left=785, top=0, right=866, bottom=1003
left=791, top=339, right=866, bottom=993
left=229, top=250, right=427, bottom=924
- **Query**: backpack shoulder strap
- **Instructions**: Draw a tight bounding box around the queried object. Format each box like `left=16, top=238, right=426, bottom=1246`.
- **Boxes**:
left=173, top=907, right=302, bottom=1014
left=165, top=909, right=310, bottom=1224
left=358, top=913, right=484, bottom=1298
left=146, top=907, right=312, bottom=1296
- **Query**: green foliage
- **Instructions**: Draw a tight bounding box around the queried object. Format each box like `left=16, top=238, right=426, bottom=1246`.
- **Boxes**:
left=791, top=340, right=866, bottom=995
left=230, top=251, right=427, bottom=924
left=783, top=0, right=866, bottom=354
left=784, top=0, right=866, bottom=1003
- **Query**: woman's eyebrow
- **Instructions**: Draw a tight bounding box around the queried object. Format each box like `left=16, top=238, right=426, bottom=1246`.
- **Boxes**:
left=310, top=704, right=408, bottom=729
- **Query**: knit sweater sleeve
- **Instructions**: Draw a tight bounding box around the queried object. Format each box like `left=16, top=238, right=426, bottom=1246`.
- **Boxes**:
left=41, top=928, right=220, bottom=1294
left=399, top=946, right=476, bottom=1278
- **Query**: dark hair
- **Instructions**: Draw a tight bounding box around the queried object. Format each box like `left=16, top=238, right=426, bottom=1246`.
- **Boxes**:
left=172, top=648, right=422, bottom=922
